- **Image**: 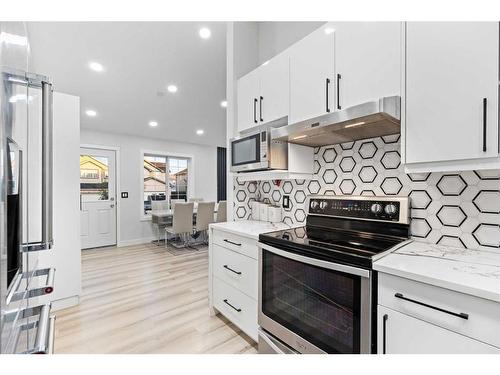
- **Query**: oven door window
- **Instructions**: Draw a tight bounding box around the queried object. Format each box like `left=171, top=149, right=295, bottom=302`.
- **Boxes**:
left=231, top=134, right=260, bottom=166
left=262, top=250, right=361, bottom=353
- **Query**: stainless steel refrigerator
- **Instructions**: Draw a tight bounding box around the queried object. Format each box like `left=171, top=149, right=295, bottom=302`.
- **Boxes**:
left=1, top=21, right=56, bottom=354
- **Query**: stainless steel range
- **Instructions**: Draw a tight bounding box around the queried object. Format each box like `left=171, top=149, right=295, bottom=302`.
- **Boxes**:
left=257, top=195, right=411, bottom=354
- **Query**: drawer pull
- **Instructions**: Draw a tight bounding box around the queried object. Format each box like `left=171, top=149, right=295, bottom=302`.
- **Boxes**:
left=223, top=264, right=242, bottom=275
left=394, top=293, right=469, bottom=320
left=223, top=299, right=242, bottom=312
left=223, top=239, right=241, bottom=246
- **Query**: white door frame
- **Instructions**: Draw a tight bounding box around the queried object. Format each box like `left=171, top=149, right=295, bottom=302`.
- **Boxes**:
left=80, top=143, right=121, bottom=247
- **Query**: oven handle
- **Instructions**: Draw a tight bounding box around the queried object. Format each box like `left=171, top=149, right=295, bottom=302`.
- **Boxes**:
left=258, top=243, right=370, bottom=278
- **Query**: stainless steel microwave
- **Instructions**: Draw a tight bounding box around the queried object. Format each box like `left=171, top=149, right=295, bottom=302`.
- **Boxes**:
left=230, top=130, right=288, bottom=172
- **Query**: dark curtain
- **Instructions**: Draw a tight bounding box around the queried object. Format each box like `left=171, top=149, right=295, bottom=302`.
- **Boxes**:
left=217, top=147, right=227, bottom=202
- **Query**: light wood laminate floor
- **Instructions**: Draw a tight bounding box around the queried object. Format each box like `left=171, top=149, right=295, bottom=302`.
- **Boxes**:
left=54, top=242, right=257, bottom=354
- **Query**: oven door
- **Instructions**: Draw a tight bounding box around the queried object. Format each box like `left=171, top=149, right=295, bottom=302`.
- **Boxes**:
left=258, top=243, right=372, bottom=354
left=230, top=132, right=268, bottom=172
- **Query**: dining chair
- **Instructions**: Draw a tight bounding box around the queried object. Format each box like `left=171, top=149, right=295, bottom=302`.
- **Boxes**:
left=216, top=201, right=227, bottom=222
left=151, top=200, right=168, bottom=245
left=193, top=202, right=215, bottom=245
left=170, top=198, right=186, bottom=212
left=165, top=202, right=194, bottom=248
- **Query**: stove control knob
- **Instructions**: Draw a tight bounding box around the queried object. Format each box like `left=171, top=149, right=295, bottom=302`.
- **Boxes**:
left=310, top=200, right=319, bottom=210
left=319, top=201, right=328, bottom=210
left=371, top=203, right=382, bottom=214
left=384, top=203, right=398, bottom=215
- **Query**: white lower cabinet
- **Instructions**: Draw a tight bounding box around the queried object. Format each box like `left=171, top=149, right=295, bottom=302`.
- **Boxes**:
left=377, top=305, right=500, bottom=354
left=377, top=272, right=500, bottom=354
left=209, top=228, right=258, bottom=341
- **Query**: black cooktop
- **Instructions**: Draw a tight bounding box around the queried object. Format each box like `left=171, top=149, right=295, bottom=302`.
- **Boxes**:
left=259, top=216, right=410, bottom=269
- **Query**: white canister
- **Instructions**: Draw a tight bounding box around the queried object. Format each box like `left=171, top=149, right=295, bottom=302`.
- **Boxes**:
left=259, top=203, right=269, bottom=222
left=268, top=206, right=282, bottom=223
left=251, top=201, right=260, bottom=220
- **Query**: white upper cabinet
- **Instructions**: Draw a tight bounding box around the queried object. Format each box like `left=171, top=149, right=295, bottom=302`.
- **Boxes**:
left=237, top=69, right=260, bottom=132
left=237, top=52, right=289, bottom=133
left=259, top=52, right=289, bottom=125
left=404, top=22, right=499, bottom=169
left=334, top=22, right=401, bottom=109
left=289, top=24, right=335, bottom=124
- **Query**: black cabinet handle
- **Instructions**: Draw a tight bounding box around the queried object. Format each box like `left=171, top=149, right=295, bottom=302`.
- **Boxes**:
left=483, top=98, right=487, bottom=152
left=394, top=293, right=469, bottom=320
left=223, top=265, right=242, bottom=275
left=382, top=314, right=388, bottom=354
left=223, top=239, right=241, bottom=246
left=325, top=78, right=331, bottom=113
left=259, top=96, right=264, bottom=122
left=253, top=98, right=258, bottom=123
left=337, top=74, right=342, bottom=110
left=223, top=299, right=242, bottom=312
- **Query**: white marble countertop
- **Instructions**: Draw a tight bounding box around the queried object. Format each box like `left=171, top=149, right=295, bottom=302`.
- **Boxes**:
left=209, top=220, right=300, bottom=240
left=374, top=241, right=500, bottom=303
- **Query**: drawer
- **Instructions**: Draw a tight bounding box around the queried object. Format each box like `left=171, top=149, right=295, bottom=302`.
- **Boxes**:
left=377, top=305, right=500, bottom=354
left=213, top=276, right=258, bottom=341
left=212, top=244, right=258, bottom=299
left=378, top=272, right=500, bottom=348
left=211, top=229, right=258, bottom=260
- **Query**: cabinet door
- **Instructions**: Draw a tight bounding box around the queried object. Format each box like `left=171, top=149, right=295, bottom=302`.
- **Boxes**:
left=237, top=69, right=260, bottom=132
left=259, top=51, right=289, bottom=124
left=377, top=305, right=500, bottom=354
left=405, top=22, right=499, bottom=164
left=289, top=24, right=335, bottom=123
left=335, top=22, right=401, bottom=109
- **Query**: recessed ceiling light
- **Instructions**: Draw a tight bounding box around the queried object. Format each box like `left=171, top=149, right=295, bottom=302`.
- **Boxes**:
left=324, top=27, right=335, bottom=35
left=262, top=60, right=270, bottom=66
left=220, top=100, right=227, bottom=108
left=199, top=27, right=211, bottom=39
left=149, top=121, right=158, bottom=127
left=196, top=129, right=204, bottom=135
left=167, top=85, right=178, bottom=93
left=89, top=61, right=104, bottom=72
left=85, top=109, right=97, bottom=117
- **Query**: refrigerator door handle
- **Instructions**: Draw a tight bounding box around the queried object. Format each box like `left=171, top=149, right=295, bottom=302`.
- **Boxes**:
left=22, top=80, right=54, bottom=252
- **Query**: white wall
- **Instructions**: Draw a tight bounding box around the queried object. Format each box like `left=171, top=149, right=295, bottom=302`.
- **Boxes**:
left=80, top=129, right=218, bottom=246
left=257, top=22, right=326, bottom=65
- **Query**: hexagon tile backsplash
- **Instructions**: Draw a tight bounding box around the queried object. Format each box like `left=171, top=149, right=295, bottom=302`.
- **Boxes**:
left=233, top=135, right=500, bottom=251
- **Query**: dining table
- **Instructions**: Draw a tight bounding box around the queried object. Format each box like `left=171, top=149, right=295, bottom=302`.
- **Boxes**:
left=150, top=204, right=218, bottom=225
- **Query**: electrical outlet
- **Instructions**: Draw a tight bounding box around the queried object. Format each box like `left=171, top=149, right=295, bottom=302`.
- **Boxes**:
left=121, top=192, right=129, bottom=199
left=282, top=195, right=290, bottom=209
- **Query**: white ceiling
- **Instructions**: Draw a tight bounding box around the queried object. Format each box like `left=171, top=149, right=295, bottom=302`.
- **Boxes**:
left=27, top=22, right=227, bottom=147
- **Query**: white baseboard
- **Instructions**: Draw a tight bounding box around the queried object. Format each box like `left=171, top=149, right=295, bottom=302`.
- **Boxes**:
left=51, top=295, right=80, bottom=311
left=117, top=236, right=156, bottom=247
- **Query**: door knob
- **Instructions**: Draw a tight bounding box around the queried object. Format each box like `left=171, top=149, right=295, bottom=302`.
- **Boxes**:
left=110, top=204, right=115, bottom=208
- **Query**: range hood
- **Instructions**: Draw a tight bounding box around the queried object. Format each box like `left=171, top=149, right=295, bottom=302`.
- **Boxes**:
left=271, top=96, right=401, bottom=147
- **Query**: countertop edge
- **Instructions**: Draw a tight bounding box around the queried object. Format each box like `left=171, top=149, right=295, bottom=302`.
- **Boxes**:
left=373, top=261, right=500, bottom=304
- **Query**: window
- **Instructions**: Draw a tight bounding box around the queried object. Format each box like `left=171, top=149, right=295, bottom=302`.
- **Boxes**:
left=143, top=154, right=190, bottom=215
left=80, top=155, right=109, bottom=201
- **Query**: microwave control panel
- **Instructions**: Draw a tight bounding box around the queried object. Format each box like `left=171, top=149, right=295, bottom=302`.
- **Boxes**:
left=260, top=131, right=268, bottom=160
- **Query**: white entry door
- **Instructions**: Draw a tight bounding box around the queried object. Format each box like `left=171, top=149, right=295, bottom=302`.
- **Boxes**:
left=80, top=147, right=117, bottom=249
